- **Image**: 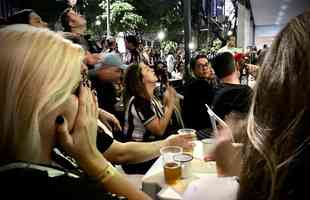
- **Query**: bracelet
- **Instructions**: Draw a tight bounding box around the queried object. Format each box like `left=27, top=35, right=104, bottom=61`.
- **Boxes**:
left=95, top=163, right=116, bottom=183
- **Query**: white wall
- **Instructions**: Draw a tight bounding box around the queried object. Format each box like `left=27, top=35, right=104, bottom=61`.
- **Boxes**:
left=237, top=3, right=255, bottom=50
left=255, top=25, right=283, bottom=49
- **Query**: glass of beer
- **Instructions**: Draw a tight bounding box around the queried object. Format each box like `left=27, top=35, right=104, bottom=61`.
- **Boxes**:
left=177, top=128, right=196, bottom=155
left=160, top=146, right=182, bottom=185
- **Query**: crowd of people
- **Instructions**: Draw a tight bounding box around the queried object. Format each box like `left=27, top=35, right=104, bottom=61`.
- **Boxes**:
left=0, top=5, right=310, bottom=200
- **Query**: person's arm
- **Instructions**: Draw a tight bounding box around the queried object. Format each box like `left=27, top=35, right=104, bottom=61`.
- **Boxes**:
left=144, top=104, right=174, bottom=136
left=245, top=63, right=260, bottom=78
left=204, top=125, right=242, bottom=177
left=145, top=86, right=176, bottom=136
left=56, top=84, right=151, bottom=200
left=103, top=133, right=195, bottom=164
left=80, top=154, right=151, bottom=200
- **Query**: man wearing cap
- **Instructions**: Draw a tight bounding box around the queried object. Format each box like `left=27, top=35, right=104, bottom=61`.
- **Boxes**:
left=89, top=53, right=127, bottom=121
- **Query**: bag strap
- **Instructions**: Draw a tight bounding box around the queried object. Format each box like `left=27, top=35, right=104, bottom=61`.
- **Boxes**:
left=0, top=162, right=79, bottom=178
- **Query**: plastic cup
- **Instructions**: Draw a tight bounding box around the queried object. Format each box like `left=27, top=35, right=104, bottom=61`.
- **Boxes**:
left=173, top=153, right=193, bottom=179
left=160, top=146, right=183, bottom=185
left=201, top=138, right=215, bottom=157
left=177, top=128, right=196, bottom=154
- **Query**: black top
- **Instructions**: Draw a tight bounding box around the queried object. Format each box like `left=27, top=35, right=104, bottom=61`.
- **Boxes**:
left=90, top=75, right=118, bottom=115
left=182, top=79, right=215, bottom=130
left=97, top=129, right=114, bottom=153
left=0, top=162, right=126, bottom=200
left=212, top=83, right=253, bottom=119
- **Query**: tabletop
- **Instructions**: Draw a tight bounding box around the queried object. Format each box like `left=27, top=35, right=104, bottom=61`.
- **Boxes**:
left=142, top=141, right=217, bottom=200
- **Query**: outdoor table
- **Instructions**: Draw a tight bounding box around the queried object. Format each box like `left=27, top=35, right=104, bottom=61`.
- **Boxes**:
left=142, top=141, right=217, bottom=200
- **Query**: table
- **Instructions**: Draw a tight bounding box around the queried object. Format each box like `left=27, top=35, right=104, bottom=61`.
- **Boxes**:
left=142, top=141, right=217, bottom=200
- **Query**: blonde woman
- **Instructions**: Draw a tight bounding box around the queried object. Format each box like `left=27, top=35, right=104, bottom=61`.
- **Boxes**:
left=0, top=25, right=150, bottom=200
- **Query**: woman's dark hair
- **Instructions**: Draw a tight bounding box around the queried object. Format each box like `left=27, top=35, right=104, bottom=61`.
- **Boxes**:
left=123, top=64, right=149, bottom=107
left=60, top=8, right=72, bottom=32
left=7, top=9, right=34, bottom=25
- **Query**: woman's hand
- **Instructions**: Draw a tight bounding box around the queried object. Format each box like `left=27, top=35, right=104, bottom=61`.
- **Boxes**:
left=55, top=83, right=101, bottom=167
left=204, top=125, right=243, bottom=177
left=163, top=86, right=177, bottom=108
left=162, top=133, right=196, bottom=150
left=98, top=108, right=122, bottom=132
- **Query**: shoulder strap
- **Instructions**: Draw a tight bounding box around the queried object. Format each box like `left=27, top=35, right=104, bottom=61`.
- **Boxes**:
left=0, top=162, right=79, bottom=178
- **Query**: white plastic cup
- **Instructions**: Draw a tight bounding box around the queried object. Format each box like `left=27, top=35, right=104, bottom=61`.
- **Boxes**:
left=173, top=153, right=194, bottom=179
left=201, top=138, right=215, bottom=156
left=178, top=128, right=196, bottom=154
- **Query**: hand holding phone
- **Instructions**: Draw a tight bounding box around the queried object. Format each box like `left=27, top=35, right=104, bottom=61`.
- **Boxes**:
left=205, top=104, right=235, bottom=143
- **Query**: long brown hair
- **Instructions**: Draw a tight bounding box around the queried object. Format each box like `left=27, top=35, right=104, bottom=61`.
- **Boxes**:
left=238, top=10, right=310, bottom=200
left=123, top=63, right=149, bottom=108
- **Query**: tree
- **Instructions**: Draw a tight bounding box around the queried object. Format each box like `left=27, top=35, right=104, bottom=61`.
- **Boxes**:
left=99, top=0, right=146, bottom=34
left=128, top=0, right=184, bottom=41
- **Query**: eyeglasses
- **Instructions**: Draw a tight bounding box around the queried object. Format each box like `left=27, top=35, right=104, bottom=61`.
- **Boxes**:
left=196, top=63, right=209, bottom=68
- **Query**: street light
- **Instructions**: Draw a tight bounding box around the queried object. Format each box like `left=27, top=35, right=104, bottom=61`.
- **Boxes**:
left=95, top=20, right=101, bottom=26
left=157, top=31, right=166, bottom=40
left=227, top=30, right=233, bottom=36
left=189, top=42, right=195, bottom=50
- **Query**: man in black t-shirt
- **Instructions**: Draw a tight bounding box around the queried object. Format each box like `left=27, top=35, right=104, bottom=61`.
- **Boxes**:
left=211, top=52, right=252, bottom=119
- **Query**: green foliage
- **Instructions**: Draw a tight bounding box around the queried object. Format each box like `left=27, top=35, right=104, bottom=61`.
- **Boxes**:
left=128, top=0, right=183, bottom=38
left=199, top=38, right=222, bottom=54
left=161, top=40, right=178, bottom=54
left=99, top=0, right=146, bottom=34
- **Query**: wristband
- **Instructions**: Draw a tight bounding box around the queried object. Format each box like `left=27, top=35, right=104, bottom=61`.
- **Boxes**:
left=95, top=163, right=116, bottom=183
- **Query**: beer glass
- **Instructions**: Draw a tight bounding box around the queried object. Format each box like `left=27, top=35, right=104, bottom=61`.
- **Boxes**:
left=160, top=146, right=182, bottom=185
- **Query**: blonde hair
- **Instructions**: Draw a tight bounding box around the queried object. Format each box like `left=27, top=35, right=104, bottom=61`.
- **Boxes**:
left=0, top=25, right=84, bottom=163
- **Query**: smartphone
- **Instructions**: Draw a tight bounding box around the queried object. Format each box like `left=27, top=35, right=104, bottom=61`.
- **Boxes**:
left=205, top=104, right=234, bottom=142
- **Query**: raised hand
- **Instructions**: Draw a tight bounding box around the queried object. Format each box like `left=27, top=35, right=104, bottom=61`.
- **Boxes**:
left=55, top=83, right=101, bottom=166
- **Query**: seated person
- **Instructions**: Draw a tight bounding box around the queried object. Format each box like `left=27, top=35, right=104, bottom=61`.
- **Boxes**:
left=182, top=54, right=216, bottom=131
left=60, top=8, right=101, bottom=69
left=7, top=9, right=48, bottom=28
left=211, top=52, right=253, bottom=120
left=88, top=53, right=126, bottom=120
left=122, top=63, right=178, bottom=174
left=60, top=32, right=194, bottom=172
left=0, top=24, right=150, bottom=200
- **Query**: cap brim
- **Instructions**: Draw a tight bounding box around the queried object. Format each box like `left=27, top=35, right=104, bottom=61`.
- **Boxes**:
left=120, top=64, right=128, bottom=70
